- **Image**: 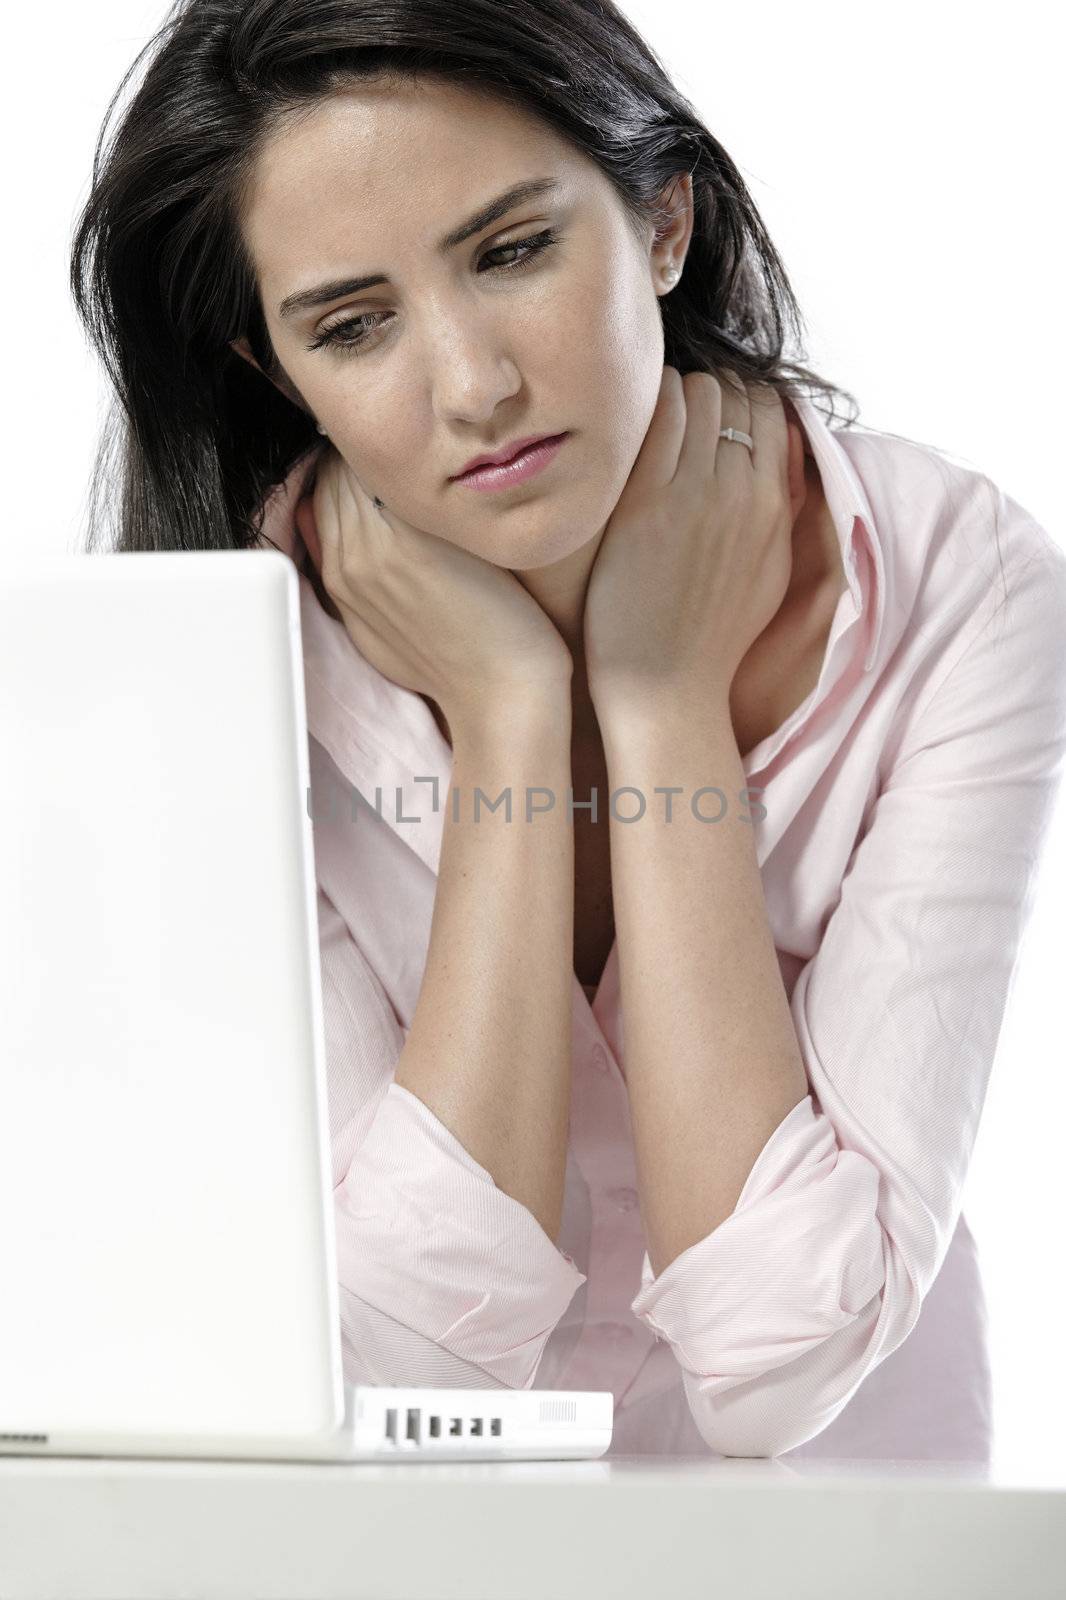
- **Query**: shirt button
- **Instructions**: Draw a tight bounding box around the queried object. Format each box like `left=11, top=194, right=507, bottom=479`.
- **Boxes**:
left=606, top=1185, right=639, bottom=1213
left=591, top=1045, right=609, bottom=1073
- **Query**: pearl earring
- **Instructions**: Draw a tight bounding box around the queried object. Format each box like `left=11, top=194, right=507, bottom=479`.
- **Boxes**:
left=316, top=421, right=328, bottom=435
left=663, top=265, right=680, bottom=289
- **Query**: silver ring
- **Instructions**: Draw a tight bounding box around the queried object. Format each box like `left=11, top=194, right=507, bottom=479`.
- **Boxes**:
left=719, top=427, right=754, bottom=452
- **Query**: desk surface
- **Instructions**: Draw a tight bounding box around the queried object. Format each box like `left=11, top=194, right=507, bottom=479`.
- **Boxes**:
left=1, top=1453, right=1064, bottom=1600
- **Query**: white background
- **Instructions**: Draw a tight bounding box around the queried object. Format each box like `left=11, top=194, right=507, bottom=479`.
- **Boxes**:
left=4, top=1, right=1062, bottom=1470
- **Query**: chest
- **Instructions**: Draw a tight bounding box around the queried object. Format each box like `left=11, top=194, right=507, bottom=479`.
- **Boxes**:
left=729, top=543, right=849, bottom=761
left=729, top=614, right=829, bottom=762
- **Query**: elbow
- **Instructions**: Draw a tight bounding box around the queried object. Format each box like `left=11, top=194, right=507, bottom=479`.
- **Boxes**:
left=632, top=1157, right=936, bottom=1457
left=678, top=1361, right=864, bottom=1460
left=675, top=1264, right=921, bottom=1460
left=684, top=1389, right=844, bottom=1459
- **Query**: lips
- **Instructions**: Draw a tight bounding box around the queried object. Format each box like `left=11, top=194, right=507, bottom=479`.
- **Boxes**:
left=452, top=434, right=562, bottom=479
left=451, top=433, right=568, bottom=493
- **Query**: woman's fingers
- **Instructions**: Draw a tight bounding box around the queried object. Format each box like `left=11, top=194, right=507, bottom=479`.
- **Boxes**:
left=745, top=378, right=790, bottom=507
left=673, top=368, right=723, bottom=490
left=626, top=365, right=688, bottom=500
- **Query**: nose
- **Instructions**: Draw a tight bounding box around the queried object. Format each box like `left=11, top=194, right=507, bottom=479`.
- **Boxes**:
left=425, top=313, right=523, bottom=427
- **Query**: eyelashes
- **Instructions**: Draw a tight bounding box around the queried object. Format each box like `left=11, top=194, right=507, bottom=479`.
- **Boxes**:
left=304, top=227, right=561, bottom=357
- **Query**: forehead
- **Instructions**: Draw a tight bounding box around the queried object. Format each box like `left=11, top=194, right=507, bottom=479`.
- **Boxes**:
left=239, top=77, right=579, bottom=276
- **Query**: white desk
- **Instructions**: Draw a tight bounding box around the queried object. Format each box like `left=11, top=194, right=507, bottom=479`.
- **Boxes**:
left=1, top=1452, right=1063, bottom=1598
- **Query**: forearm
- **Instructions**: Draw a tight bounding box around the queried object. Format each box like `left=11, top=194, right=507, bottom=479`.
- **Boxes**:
left=393, top=690, right=575, bottom=1244
left=601, top=692, right=809, bottom=1277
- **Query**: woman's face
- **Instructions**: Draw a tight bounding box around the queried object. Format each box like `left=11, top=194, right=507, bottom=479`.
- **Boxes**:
left=233, top=75, right=689, bottom=571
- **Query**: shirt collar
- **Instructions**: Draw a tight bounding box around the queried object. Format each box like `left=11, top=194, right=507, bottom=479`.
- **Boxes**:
left=790, top=393, right=886, bottom=674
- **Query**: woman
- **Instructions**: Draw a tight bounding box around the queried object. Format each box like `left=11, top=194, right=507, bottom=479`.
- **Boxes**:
left=71, top=0, right=1066, bottom=1460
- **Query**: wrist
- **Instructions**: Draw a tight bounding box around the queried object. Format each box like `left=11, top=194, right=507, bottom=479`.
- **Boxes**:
left=594, top=677, right=731, bottom=748
left=448, top=677, right=574, bottom=756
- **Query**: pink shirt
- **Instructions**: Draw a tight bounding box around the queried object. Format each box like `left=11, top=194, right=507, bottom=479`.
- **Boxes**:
left=257, top=395, right=1066, bottom=1460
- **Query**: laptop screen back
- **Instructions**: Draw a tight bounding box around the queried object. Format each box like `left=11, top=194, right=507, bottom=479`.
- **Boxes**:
left=0, top=551, right=343, bottom=1445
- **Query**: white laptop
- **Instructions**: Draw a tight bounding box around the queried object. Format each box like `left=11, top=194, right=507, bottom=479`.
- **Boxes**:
left=0, top=549, right=613, bottom=1464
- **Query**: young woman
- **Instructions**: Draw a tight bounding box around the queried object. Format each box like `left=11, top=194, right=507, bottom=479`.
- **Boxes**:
left=71, top=0, right=1066, bottom=1461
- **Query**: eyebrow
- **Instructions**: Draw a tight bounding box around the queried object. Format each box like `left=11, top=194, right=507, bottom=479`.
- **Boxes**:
left=276, top=176, right=563, bottom=321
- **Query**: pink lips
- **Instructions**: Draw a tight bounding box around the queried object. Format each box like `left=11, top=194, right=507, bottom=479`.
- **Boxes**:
left=453, top=433, right=569, bottom=492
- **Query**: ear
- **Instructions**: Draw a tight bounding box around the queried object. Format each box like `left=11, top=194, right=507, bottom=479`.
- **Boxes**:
left=294, top=493, right=323, bottom=574
left=229, top=335, right=262, bottom=374
left=651, top=170, right=695, bottom=281
left=228, top=335, right=313, bottom=424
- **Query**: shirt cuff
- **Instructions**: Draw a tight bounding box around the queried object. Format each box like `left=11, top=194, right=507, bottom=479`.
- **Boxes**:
left=334, top=1081, right=587, bottom=1387
left=629, top=1093, right=884, bottom=1393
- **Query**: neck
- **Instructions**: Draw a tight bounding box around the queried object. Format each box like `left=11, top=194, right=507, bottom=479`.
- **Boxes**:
left=792, top=452, right=842, bottom=595
left=509, top=521, right=608, bottom=671
left=316, top=455, right=837, bottom=755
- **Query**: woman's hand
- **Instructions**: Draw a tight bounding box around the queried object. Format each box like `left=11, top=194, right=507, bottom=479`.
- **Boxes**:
left=582, top=365, right=805, bottom=725
left=295, top=446, right=573, bottom=730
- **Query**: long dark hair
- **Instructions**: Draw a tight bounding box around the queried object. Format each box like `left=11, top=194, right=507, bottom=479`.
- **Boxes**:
left=71, top=0, right=863, bottom=557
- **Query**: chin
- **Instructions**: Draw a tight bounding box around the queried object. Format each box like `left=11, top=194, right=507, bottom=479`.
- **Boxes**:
left=504, top=520, right=599, bottom=571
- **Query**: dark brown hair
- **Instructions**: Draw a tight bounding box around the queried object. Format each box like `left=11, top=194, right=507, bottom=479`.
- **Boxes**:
left=71, top=0, right=863, bottom=556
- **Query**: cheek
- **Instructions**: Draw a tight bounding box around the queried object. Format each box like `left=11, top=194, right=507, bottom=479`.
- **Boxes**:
left=594, top=313, right=667, bottom=453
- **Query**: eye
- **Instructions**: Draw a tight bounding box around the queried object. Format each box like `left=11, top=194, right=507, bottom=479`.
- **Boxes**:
left=305, top=227, right=561, bottom=357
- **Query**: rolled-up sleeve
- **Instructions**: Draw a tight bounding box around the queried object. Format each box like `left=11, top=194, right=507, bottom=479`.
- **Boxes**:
left=629, top=521, right=1066, bottom=1457
left=318, top=888, right=587, bottom=1392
